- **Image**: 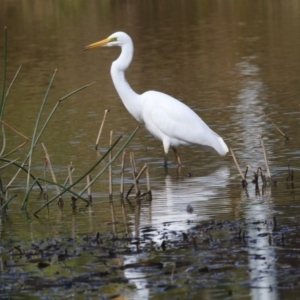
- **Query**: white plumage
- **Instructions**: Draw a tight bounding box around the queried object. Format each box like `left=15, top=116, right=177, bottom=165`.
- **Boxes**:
left=83, top=31, right=228, bottom=166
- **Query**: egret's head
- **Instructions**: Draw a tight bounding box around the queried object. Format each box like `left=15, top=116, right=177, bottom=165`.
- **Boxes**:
left=82, top=32, right=131, bottom=50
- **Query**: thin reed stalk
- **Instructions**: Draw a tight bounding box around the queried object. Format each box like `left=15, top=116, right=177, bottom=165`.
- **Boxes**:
left=41, top=143, right=63, bottom=205
left=95, top=109, right=109, bottom=150
left=230, top=148, right=247, bottom=186
left=2, top=140, right=29, bottom=158
left=120, top=197, right=128, bottom=233
left=1, top=119, right=29, bottom=140
left=0, top=158, right=43, bottom=191
left=130, top=152, right=140, bottom=198
left=26, top=69, right=58, bottom=191
left=21, top=82, right=94, bottom=195
left=260, top=135, right=271, bottom=180
left=68, top=163, right=74, bottom=192
left=1, top=65, right=22, bottom=119
left=0, top=194, right=17, bottom=212
left=33, top=127, right=139, bottom=216
left=0, top=125, right=6, bottom=156
left=22, top=177, right=89, bottom=210
left=38, top=178, right=87, bottom=201
left=68, top=163, right=76, bottom=206
left=43, top=158, right=48, bottom=199
left=257, top=167, right=267, bottom=185
left=120, top=151, right=126, bottom=198
left=134, top=199, right=141, bottom=240
left=131, top=152, right=137, bottom=176
left=33, top=82, right=95, bottom=151
left=109, top=130, right=113, bottom=199
left=110, top=199, right=117, bottom=236
left=0, top=27, right=8, bottom=119
left=33, top=135, right=122, bottom=215
left=126, top=163, right=148, bottom=199
left=230, top=148, right=244, bottom=180
left=0, top=158, right=19, bottom=170
left=76, top=127, right=139, bottom=199
left=2, top=161, right=21, bottom=193
left=22, top=178, right=39, bottom=210
left=145, top=164, right=152, bottom=201
left=264, top=113, right=289, bottom=140
left=246, top=164, right=256, bottom=174
left=87, top=175, right=92, bottom=202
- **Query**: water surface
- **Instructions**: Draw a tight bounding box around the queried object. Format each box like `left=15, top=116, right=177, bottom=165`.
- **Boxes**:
left=1, top=1, right=300, bottom=299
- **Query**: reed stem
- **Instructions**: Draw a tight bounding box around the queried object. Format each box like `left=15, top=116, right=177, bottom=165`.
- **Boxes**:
left=230, top=148, right=247, bottom=185
left=126, top=163, right=148, bottom=199
left=260, top=135, right=271, bottom=180
left=0, top=27, right=8, bottom=119
left=33, top=126, right=139, bottom=216
left=1, top=65, right=22, bottom=118
left=87, top=174, right=92, bottom=202
left=264, top=113, right=289, bottom=140
left=95, top=109, right=109, bottom=150
left=145, top=164, right=152, bottom=201
left=130, top=152, right=140, bottom=197
left=120, top=151, right=126, bottom=198
left=26, top=69, right=57, bottom=192
left=0, top=125, right=6, bottom=156
left=0, top=194, right=17, bottom=212
left=41, top=143, right=63, bottom=205
left=109, top=130, right=113, bottom=199
left=0, top=158, right=43, bottom=191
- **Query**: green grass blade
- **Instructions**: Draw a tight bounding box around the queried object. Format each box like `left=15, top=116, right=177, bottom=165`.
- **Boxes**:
left=33, top=133, right=124, bottom=216
left=59, top=82, right=95, bottom=102
left=0, top=157, right=43, bottom=191
left=33, top=82, right=94, bottom=149
left=39, top=178, right=88, bottom=202
left=26, top=69, right=57, bottom=191
left=78, top=126, right=140, bottom=197
left=22, top=178, right=39, bottom=210
left=1, top=65, right=22, bottom=117
left=0, top=158, right=18, bottom=170
left=0, top=194, right=17, bottom=212
left=0, top=124, right=6, bottom=156
left=0, top=27, right=7, bottom=120
left=2, top=139, right=28, bottom=158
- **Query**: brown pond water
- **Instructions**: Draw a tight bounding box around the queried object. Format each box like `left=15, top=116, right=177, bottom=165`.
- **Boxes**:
left=1, top=0, right=300, bottom=299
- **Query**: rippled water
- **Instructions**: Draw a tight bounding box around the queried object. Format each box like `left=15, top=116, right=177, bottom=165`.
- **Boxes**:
left=1, top=1, right=300, bottom=299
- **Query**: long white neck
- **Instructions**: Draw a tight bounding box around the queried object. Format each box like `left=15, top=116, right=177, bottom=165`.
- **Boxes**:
left=110, top=40, right=144, bottom=123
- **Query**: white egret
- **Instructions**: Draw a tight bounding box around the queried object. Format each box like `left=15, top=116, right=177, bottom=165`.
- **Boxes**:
left=83, top=32, right=228, bottom=166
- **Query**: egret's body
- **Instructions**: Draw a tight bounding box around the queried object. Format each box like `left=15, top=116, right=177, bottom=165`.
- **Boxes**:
left=84, top=32, right=228, bottom=165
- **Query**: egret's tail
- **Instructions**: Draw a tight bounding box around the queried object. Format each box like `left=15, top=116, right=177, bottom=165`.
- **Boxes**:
left=215, top=136, right=229, bottom=156
left=202, top=131, right=228, bottom=156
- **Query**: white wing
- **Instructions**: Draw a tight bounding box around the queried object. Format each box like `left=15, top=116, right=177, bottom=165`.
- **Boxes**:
left=141, top=91, right=228, bottom=155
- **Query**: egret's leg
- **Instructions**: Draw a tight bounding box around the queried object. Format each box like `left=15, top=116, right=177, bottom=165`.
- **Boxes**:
left=164, top=154, right=168, bottom=168
left=172, top=147, right=182, bottom=165
left=163, top=140, right=170, bottom=168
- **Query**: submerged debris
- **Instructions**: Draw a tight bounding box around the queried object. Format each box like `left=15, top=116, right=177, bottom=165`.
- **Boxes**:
left=1, top=217, right=299, bottom=298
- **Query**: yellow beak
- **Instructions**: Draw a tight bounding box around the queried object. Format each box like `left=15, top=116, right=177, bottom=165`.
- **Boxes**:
left=82, top=37, right=112, bottom=51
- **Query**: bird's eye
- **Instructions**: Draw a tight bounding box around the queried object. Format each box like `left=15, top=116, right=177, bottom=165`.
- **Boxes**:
left=110, top=37, right=117, bottom=42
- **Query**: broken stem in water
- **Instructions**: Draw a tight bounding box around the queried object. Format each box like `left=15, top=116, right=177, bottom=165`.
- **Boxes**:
left=130, top=152, right=140, bottom=198
left=230, top=148, right=247, bottom=186
left=260, top=135, right=272, bottom=181
left=126, top=161, right=149, bottom=199
left=41, top=143, right=63, bottom=205
left=264, top=113, right=289, bottom=140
